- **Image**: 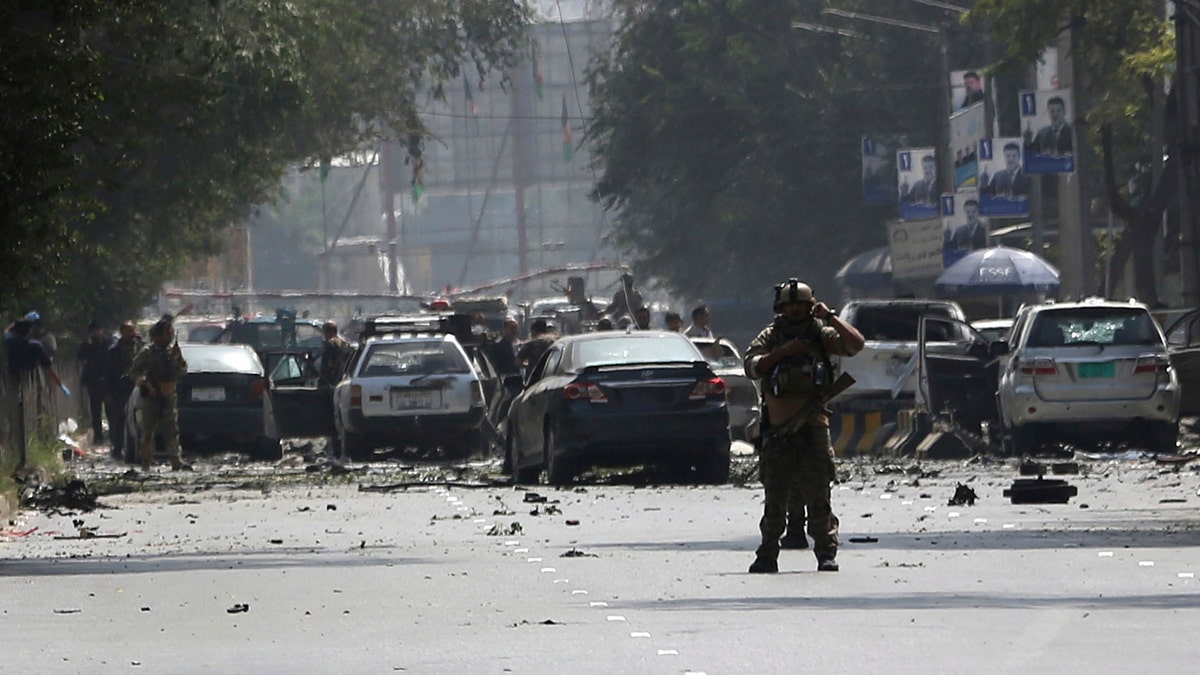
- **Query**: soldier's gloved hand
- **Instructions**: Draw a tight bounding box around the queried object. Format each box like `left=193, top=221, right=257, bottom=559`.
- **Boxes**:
left=60, top=384, right=71, bottom=398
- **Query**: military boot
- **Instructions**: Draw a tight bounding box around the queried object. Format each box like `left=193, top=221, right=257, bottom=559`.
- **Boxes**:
left=748, top=555, right=778, bottom=574
left=817, top=556, right=839, bottom=572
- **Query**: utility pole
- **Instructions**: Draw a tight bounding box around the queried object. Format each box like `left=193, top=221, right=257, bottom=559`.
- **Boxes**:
left=510, top=69, right=530, bottom=277
left=1176, top=3, right=1200, bottom=307
left=1056, top=27, right=1095, bottom=299
left=380, top=140, right=400, bottom=294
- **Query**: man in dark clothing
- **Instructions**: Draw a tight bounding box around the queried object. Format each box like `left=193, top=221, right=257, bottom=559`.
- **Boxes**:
left=319, top=321, right=353, bottom=388
left=604, top=274, right=644, bottom=320
left=77, top=321, right=114, bottom=444
left=516, top=318, right=557, bottom=370
left=4, top=316, right=65, bottom=391
left=106, top=321, right=143, bottom=458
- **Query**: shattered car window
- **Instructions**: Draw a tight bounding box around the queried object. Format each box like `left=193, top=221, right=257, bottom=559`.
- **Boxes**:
left=359, top=341, right=471, bottom=377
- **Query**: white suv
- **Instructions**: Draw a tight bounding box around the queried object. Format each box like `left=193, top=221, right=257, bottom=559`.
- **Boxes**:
left=333, top=332, right=487, bottom=459
left=997, top=298, right=1179, bottom=454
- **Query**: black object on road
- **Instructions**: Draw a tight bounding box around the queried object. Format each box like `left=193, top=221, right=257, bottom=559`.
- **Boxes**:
left=1003, top=477, right=1078, bottom=504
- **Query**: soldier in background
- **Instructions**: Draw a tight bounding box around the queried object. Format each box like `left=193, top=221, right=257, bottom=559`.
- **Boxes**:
left=127, top=315, right=190, bottom=471
left=319, top=321, right=353, bottom=388
left=106, top=321, right=143, bottom=459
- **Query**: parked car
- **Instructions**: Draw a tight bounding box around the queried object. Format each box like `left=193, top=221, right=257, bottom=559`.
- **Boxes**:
left=122, top=343, right=281, bottom=462
left=270, top=312, right=510, bottom=460
left=970, top=318, right=1015, bottom=344
left=992, top=298, right=1179, bottom=453
left=212, top=310, right=325, bottom=362
left=505, top=330, right=731, bottom=485
left=689, top=336, right=760, bottom=441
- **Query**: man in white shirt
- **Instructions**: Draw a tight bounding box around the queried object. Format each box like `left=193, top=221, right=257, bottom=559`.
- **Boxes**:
left=684, top=304, right=713, bottom=338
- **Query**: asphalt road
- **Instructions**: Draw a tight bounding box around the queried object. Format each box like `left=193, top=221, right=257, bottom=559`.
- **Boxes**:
left=3, top=449, right=1200, bottom=674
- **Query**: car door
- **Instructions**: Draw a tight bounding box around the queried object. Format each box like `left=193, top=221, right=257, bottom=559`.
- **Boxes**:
left=269, top=352, right=338, bottom=438
left=918, top=315, right=1000, bottom=429
left=511, top=346, right=563, bottom=466
left=1166, top=309, right=1200, bottom=416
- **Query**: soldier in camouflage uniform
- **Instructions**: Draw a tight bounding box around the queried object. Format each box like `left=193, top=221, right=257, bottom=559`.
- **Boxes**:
left=127, top=316, right=190, bottom=471
left=744, top=280, right=863, bottom=573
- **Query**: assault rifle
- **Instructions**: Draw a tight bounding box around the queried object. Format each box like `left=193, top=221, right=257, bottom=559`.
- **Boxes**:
left=766, top=371, right=856, bottom=441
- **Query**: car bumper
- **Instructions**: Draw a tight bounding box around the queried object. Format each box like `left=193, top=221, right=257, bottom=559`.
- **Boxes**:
left=552, top=406, right=729, bottom=466
left=1004, top=386, right=1179, bottom=428
left=348, top=406, right=484, bottom=442
left=178, top=407, right=267, bottom=445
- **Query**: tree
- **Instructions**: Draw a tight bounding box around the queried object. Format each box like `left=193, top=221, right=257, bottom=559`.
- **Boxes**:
left=585, top=0, right=980, bottom=301
left=1, top=0, right=532, bottom=333
left=968, top=0, right=1174, bottom=302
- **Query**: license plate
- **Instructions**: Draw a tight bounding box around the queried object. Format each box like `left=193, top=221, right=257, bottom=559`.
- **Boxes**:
left=191, top=387, right=226, bottom=402
left=391, top=390, right=440, bottom=410
left=1078, top=362, right=1115, bottom=378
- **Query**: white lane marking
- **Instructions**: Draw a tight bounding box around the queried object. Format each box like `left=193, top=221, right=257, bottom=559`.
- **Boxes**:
left=658, top=650, right=679, bottom=656
left=590, top=602, right=608, bottom=607
left=607, top=615, right=626, bottom=622
left=504, top=541, right=520, bottom=546
left=572, top=590, right=588, bottom=595
left=630, top=632, right=650, bottom=638
left=527, top=557, right=542, bottom=562
left=1139, top=561, right=1155, bottom=567
left=514, top=548, right=529, bottom=554
left=1179, top=572, right=1195, bottom=578
left=1098, top=551, right=1114, bottom=557
left=553, top=579, right=570, bottom=584
left=540, top=567, right=556, bottom=573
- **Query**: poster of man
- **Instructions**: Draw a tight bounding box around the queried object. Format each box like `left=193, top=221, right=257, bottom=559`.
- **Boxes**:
left=950, top=103, right=985, bottom=190
left=1020, top=89, right=1075, bottom=174
left=950, top=69, right=986, bottom=111
left=897, top=147, right=940, bottom=220
left=977, top=137, right=1030, bottom=217
left=862, top=134, right=908, bottom=206
left=941, top=191, right=987, bottom=269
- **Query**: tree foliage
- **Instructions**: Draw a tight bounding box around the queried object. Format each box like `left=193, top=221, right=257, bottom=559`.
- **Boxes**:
left=1, top=0, right=531, bottom=334
left=967, top=0, right=1174, bottom=301
left=585, top=0, right=985, bottom=301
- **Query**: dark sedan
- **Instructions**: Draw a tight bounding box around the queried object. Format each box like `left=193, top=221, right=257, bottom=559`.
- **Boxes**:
left=122, top=343, right=281, bottom=462
left=505, top=331, right=731, bottom=485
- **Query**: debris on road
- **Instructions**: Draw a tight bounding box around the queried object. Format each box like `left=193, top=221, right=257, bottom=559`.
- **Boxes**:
left=226, top=603, right=250, bottom=614
left=485, top=522, right=522, bottom=536
left=561, top=548, right=598, bottom=558
left=848, top=536, right=878, bottom=544
left=948, top=483, right=978, bottom=506
left=565, top=519, right=580, bottom=526
left=1003, top=477, right=1078, bottom=504
left=21, top=477, right=103, bottom=514
left=523, top=492, right=547, bottom=503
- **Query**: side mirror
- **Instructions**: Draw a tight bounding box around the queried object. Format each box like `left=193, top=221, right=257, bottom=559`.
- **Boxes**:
left=989, top=340, right=1010, bottom=357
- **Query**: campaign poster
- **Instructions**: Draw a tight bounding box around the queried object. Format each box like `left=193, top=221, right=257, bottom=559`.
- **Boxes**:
left=1020, top=89, right=1075, bottom=174
left=897, top=147, right=940, bottom=220
left=949, top=69, right=987, bottom=112
left=950, top=103, right=985, bottom=190
left=941, top=191, right=986, bottom=269
left=977, top=137, right=1030, bottom=217
left=862, top=135, right=908, bottom=206
left=889, top=218, right=944, bottom=280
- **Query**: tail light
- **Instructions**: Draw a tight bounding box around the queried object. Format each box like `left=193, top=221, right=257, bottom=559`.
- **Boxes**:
left=1018, top=358, right=1058, bottom=376
left=563, top=382, right=608, bottom=403
left=690, top=377, right=727, bottom=400
left=249, top=377, right=267, bottom=402
left=1134, top=355, right=1170, bottom=374
left=350, top=384, right=363, bottom=409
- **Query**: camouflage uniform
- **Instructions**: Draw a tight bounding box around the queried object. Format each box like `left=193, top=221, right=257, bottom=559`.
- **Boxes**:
left=320, top=335, right=352, bottom=388
left=127, top=342, right=187, bottom=468
left=745, top=315, right=853, bottom=564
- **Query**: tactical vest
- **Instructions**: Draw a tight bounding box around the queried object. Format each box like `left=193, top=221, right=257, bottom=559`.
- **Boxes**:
left=767, top=318, right=832, bottom=400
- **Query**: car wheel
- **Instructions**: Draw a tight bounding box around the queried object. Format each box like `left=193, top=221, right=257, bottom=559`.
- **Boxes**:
left=697, top=445, right=731, bottom=485
left=341, top=429, right=369, bottom=461
left=253, top=437, right=283, bottom=461
left=544, top=428, right=573, bottom=486
left=1149, top=421, right=1179, bottom=454
left=1006, top=425, right=1036, bottom=456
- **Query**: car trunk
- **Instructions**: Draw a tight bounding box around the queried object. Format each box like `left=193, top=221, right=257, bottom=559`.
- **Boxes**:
left=181, top=372, right=258, bottom=406
left=1028, top=352, right=1160, bottom=402
left=575, top=363, right=712, bottom=412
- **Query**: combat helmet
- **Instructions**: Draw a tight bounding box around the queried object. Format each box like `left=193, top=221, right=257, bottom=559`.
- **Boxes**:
left=773, top=279, right=814, bottom=312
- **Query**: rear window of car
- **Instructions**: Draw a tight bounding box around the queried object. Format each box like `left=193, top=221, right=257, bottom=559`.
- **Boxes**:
left=695, top=342, right=740, bottom=369
left=1026, top=308, right=1157, bottom=347
left=359, top=340, right=470, bottom=377
left=180, top=345, right=262, bottom=374
left=574, top=335, right=701, bottom=368
left=852, top=305, right=965, bottom=341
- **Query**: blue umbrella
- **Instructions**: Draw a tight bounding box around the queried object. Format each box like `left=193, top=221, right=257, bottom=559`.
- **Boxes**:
left=835, top=246, right=892, bottom=288
left=935, top=246, right=1059, bottom=296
